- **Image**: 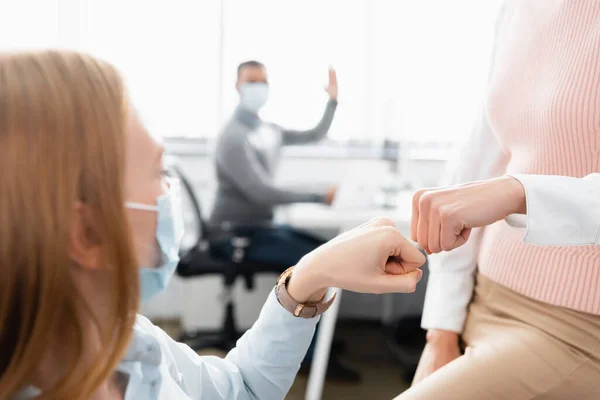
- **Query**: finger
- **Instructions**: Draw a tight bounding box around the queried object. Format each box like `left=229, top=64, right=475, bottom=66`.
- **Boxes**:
left=329, top=67, right=337, bottom=84
left=384, top=228, right=426, bottom=267
left=417, top=193, right=432, bottom=253
left=386, top=255, right=422, bottom=274
left=440, top=215, right=458, bottom=251
left=449, top=227, right=471, bottom=251
left=370, top=269, right=423, bottom=294
left=461, top=227, right=472, bottom=242
left=411, top=190, right=426, bottom=242
left=440, top=216, right=471, bottom=251
left=428, top=206, right=442, bottom=254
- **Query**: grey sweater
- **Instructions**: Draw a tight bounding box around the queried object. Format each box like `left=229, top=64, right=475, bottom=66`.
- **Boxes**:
left=210, top=100, right=337, bottom=227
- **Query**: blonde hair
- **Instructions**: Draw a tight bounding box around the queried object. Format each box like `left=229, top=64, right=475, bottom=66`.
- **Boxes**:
left=0, top=51, right=139, bottom=399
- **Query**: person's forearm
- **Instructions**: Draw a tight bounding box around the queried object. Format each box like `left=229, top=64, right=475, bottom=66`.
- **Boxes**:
left=247, top=185, right=326, bottom=206
left=427, top=329, right=459, bottom=345
left=281, top=100, right=337, bottom=145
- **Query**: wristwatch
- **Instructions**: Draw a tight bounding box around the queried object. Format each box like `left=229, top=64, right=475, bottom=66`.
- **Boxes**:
left=275, top=266, right=336, bottom=318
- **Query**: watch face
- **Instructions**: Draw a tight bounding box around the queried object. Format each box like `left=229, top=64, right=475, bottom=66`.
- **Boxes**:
left=279, top=266, right=295, bottom=286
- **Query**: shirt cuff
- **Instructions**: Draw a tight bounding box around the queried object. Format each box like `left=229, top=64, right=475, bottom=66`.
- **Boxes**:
left=505, top=213, right=527, bottom=228
left=421, top=270, right=474, bottom=334
left=509, top=174, right=600, bottom=245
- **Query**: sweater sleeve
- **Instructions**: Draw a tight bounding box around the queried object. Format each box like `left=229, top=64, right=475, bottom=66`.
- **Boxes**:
left=421, top=0, right=515, bottom=334
left=280, top=100, right=337, bottom=145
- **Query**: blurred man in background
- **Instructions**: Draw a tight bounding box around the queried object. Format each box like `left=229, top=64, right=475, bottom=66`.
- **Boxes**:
left=210, top=61, right=359, bottom=381
left=210, top=60, right=337, bottom=266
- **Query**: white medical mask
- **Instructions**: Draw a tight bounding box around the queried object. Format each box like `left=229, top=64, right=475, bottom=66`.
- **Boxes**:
left=239, top=83, right=269, bottom=113
left=125, top=179, right=184, bottom=302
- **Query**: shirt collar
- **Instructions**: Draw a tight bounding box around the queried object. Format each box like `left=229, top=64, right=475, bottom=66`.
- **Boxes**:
left=234, top=105, right=261, bottom=129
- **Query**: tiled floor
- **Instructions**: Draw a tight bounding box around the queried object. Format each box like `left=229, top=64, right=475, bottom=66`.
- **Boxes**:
left=160, top=321, right=414, bottom=400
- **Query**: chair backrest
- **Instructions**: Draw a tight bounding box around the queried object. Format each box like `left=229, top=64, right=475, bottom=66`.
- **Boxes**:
left=166, top=160, right=209, bottom=247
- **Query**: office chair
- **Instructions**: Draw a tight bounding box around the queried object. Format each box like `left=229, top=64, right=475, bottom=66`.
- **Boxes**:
left=169, top=162, right=287, bottom=351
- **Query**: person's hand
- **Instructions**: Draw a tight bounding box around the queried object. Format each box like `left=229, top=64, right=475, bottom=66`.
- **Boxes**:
left=324, top=186, right=337, bottom=206
left=324, top=67, right=338, bottom=100
left=411, top=176, right=526, bottom=254
left=412, top=330, right=461, bottom=385
left=287, top=217, right=426, bottom=303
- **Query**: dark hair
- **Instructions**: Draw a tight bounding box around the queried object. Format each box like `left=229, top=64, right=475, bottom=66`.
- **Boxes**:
left=237, top=60, right=265, bottom=79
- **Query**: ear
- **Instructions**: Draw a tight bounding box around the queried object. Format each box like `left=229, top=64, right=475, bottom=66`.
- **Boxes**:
left=235, top=81, right=241, bottom=93
left=70, top=202, right=103, bottom=270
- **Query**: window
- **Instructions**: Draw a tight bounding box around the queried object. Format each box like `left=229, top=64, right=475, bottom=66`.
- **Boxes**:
left=84, top=0, right=221, bottom=138
left=0, top=0, right=503, bottom=142
left=0, top=0, right=60, bottom=50
left=221, top=0, right=371, bottom=140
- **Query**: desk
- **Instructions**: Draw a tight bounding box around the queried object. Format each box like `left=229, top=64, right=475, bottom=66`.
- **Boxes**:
left=278, top=191, right=413, bottom=232
left=278, top=192, right=414, bottom=400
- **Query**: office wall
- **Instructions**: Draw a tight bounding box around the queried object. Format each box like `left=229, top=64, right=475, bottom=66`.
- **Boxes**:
left=142, top=152, right=445, bottom=330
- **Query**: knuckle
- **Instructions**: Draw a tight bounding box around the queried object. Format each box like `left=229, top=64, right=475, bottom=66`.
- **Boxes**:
left=385, top=226, right=403, bottom=244
left=371, top=216, right=395, bottom=228
left=381, top=225, right=398, bottom=235
left=438, top=206, right=453, bottom=222
left=413, top=189, right=427, bottom=203
left=419, top=192, right=434, bottom=210
left=380, top=226, right=398, bottom=245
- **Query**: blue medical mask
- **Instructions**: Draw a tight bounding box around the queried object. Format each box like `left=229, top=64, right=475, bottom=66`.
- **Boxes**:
left=125, top=179, right=184, bottom=302
left=239, top=83, right=269, bottom=113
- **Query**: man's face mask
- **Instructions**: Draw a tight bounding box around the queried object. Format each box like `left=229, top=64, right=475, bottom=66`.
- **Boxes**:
left=239, top=82, right=269, bottom=113
left=125, top=179, right=184, bottom=302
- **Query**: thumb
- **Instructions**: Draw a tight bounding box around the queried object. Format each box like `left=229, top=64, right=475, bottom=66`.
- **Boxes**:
left=370, top=269, right=423, bottom=294
left=385, top=256, right=423, bottom=274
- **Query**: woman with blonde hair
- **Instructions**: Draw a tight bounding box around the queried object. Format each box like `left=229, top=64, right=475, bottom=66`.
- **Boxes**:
left=0, top=50, right=425, bottom=399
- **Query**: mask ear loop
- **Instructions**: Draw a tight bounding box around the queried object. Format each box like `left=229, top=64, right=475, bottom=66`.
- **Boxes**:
left=125, top=202, right=159, bottom=212
left=124, top=178, right=180, bottom=211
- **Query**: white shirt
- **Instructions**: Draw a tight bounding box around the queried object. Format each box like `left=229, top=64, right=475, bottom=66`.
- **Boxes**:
left=420, top=1, right=600, bottom=334
left=20, top=290, right=318, bottom=399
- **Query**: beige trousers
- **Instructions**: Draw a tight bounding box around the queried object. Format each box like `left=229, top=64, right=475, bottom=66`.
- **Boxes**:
left=397, top=274, right=600, bottom=400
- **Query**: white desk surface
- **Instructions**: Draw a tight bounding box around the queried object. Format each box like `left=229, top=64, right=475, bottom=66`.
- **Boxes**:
left=278, top=191, right=414, bottom=233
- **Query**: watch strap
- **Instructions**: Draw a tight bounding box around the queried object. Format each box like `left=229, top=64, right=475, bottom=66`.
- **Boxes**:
left=276, top=266, right=336, bottom=318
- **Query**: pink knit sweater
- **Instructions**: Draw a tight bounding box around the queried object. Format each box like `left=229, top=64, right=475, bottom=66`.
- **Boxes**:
left=479, top=0, right=600, bottom=315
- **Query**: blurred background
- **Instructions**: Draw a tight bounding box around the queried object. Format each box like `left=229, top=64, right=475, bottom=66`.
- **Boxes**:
left=0, top=0, right=503, bottom=398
